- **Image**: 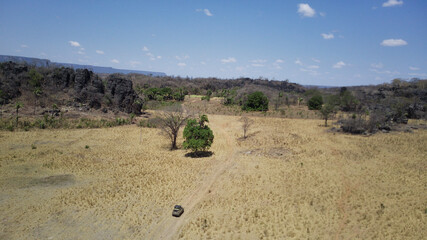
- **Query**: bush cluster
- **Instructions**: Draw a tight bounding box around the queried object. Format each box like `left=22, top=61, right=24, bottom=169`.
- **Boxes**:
left=0, top=115, right=133, bottom=131
left=242, top=91, right=269, bottom=111
left=142, top=87, right=186, bottom=101
left=307, top=95, right=323, bottom=110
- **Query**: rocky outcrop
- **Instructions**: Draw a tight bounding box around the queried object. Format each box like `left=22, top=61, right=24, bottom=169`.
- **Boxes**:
left=0, top=62, right=143, bottom=114
left=106, top=75, right=142, bottom=113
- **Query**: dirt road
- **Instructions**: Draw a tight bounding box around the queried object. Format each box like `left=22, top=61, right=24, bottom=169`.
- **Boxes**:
left=146, top=115, right=239, bottom=240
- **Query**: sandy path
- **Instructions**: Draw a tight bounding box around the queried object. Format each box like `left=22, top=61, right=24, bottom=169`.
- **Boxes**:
left=146, top=115, right=238, bottom=240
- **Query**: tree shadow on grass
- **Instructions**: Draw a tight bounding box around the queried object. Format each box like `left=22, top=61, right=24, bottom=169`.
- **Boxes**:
left=185, top=151, right=214, bottom=158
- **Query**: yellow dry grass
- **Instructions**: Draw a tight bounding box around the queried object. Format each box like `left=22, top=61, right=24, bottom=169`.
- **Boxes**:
left=0, top=115, right=425, bottom=239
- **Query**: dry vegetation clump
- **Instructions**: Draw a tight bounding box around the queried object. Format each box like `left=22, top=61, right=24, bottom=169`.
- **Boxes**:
left=0, top=114, right=425, bottom=239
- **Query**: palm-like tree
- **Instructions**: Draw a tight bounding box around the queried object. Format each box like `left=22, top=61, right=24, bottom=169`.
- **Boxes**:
left=15, top=102, right=23, bottom=126
left=33, top=87, right=42, bottom=115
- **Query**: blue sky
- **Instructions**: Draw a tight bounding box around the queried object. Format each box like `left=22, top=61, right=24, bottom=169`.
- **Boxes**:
left=1, top=0, right=426, bottom=86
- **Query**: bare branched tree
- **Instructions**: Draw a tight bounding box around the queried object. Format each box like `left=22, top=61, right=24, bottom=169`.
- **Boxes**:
left=240, top=116, right=254, bottom=139
left=159, top=104, right=189, bottom=150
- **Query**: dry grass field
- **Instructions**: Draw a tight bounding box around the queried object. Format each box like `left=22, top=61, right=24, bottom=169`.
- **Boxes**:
left=0, top=113, right=426, bottom=239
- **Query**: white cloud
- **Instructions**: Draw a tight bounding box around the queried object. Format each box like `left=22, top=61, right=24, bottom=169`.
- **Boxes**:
left=371, top=62, right=384, bottom=69
left=111, top=59, right=119, bottom=64
left=251, top=59, right=267, bottom=63
left=142, top=46, right=149, bottom=52
left=381, top=39, right=407, bottom=47
left=200, top=61, right=206, bottom=65
left=319, top=12, right=326, bottom=17
left=251, top=63, right=264, bottom=67
left=68, top=41, right=80, bottom=47
left=370, top=68, right=399, bottom=75
left=298, top=3, right=316, bottom=17
left=300, top=68, right=319, bottom=76
left=40, top=52, right=47, bottom=56
left=333, top=61, right=346, bottom=69
left=204, top=9, right=213, bottom=16
left=409, top=66, right=419, bottom=71
left=177, top=62, right=186, bottom=67
left=308, top=65, right=319, bottom=69
left=408, top=73, right=427, bottom=77
left=312, top=58, right=320, bottom=63
left=157, top=56, right=162, bottom=59
left=321, top=33, right=334, bottom=39
left=129, top=61, right=141, bottom=67
left=273, top=59, right=284, bottom=69
left=196, top=9, right=213, bottom=16
left=383, top=0, right=403, bottom=7
left=221, top=57, right=236, bottom=63
left=96, top=50, right=104, bottom=54
left=175, top=55, right=190, bottom=60
left=21, top=44, right=28, bottom=48
left=77, top=50, right=85, bottom=55
left=295, top=59, right=302, bottom=65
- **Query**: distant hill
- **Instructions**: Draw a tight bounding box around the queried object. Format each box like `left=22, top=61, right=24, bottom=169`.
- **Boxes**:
left=0, top=55, right=166, bottom=76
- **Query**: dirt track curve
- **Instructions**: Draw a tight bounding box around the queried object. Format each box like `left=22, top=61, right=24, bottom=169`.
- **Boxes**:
left=146, top=115, right=238, bottom=239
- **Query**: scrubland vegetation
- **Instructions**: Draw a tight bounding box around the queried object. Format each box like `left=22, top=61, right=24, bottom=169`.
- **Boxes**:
left=0, top=113, right=425, bottom=239
left=1, top=63, right=426, bottom=239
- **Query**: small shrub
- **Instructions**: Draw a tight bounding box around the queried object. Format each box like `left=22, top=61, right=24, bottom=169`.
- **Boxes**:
left=307, top=95, right=323, bottom=110
left=85, top=145, right=89, bottom=149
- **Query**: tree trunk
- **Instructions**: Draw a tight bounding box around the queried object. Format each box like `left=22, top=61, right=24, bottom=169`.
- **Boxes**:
left=171, top=134, right=178, bottom=150
left=325, top=118, right=328, bottom=127
left=16, top=109, right=19, bottom=127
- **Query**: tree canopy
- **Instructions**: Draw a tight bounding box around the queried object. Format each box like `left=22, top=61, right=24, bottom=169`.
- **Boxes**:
left=242, top=91, right=269, bottom=111
left=183, top=114, right=214, bottom=153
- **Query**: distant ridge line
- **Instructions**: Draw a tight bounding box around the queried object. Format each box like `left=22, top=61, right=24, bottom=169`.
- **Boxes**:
left=0, top=54, right=166, bottom=76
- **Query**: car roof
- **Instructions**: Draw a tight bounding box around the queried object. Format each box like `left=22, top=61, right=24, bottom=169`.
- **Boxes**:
left=174, top=205, right=181, bottom=208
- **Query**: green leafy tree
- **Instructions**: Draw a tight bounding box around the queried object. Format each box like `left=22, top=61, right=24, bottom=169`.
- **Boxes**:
left=319, top=103, right=335, bottom=127
left=339, top=89, right=359, bottom=112
left=28, top=68, right=43, bottom=88
left=183, top=114, right=214, bottom=153
left=242, top=91, right=269, bottom=111
left=307, top=95, right=323, bottom=110
left=172, top=88, right=186, bottom=101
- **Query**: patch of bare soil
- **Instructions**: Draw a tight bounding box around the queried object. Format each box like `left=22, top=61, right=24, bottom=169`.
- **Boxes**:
left=241, top=147, right=292, bottom=159
left=30, top=174, right=75, bottom=187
